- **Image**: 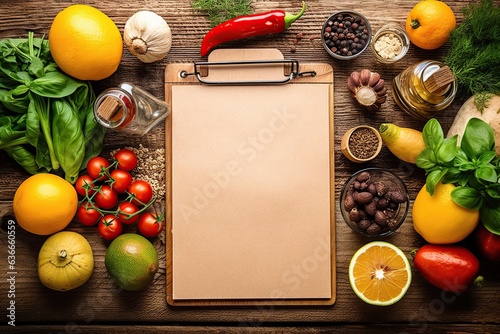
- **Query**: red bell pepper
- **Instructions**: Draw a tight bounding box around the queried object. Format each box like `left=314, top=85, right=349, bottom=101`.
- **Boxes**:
left=413, top=244, right=483, bottom=293
left=474, top=224, right=500, bottom=262
left=200, top=1, right=306, bottom=57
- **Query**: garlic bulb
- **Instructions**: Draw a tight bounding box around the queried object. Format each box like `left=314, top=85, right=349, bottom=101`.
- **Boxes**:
left=347, top=69, right=387, bottom=111
left=124, top=11, right=172, bottom=63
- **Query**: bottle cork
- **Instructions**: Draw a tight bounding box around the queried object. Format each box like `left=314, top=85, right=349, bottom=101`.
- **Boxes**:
left=424, top=66, right=454, bottom=94
left=96, top=96, right=122, bottom=121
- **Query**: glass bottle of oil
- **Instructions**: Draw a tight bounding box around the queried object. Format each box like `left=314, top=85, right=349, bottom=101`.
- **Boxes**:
left=392, top=60, right=457, bottom=120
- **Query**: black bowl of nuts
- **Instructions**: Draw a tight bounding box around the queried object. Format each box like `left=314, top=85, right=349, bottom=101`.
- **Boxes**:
left=340, top=168, right=409, bottom=237
left=321, top=10, right=372, bottom=60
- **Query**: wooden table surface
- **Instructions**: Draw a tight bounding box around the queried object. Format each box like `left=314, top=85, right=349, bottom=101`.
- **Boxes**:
left=1, top=0, right=499, bottom=333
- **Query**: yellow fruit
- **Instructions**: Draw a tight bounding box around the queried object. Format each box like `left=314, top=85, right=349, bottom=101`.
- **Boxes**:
left=13, top=173, right=78, bottom=235
left=38, top=231, right=94, bottom=291
left=379, top=123, right=425, bottom=164
left=405, top=0, right=456, bottom=50
left=349, top=241, right=412, bottom=306
left=49, top=4, right=123, bottom=80
left=412, top=182, right=479, bottom=244
left=105, top=233, right=159, bottom=291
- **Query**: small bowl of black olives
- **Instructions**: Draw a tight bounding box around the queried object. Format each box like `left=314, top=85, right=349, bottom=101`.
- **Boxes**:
left=340, top=168, right=409, bottom=237
left=321, top=10, right=372, bottom=60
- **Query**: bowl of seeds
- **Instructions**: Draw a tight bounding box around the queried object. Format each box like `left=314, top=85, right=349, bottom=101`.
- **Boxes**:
left=341, top=125, right=382, bottom=163
left=321, top=10, right=372, bottom=60
left=340, top=168, right=409, bottom=237
left=371, top=23, right=410, bottom=63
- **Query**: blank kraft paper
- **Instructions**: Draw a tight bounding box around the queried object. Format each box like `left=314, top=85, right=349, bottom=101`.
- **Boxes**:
left=171, top=83, right=332, bottom=300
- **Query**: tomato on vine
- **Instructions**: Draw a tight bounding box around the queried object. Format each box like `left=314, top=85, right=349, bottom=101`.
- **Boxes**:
left=98, top=215, right=123, bottom=240
left=138, top=212, right=165, bottom=238
left=76, top=201, right=102, bottom=226
left=95, top=185, right=119, bottom=210
left=128, top=180, right=153, bottom=206
left=110, top=169, right=132, bottom=194
left=75, top=174, right=96, bottom=197
left=117, top=201, right=140, bottom=225
left=113, top=148, right=138, bottom=171
left=87, top=156, right=110, bottom=181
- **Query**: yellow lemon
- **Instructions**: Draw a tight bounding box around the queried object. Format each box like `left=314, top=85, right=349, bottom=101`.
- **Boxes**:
left=49, top=4, right=123, bottom=80
left=412, top=182, right=479, bottom=244
left=13, top=174, right=78, bottom=235
left=349, top=241, right=412, bottom=306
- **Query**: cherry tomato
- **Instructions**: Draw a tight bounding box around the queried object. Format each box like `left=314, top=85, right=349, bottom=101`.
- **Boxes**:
left=95, top=185, right=119, bottom=210
left=128, top=180, right=153, bottom=206
left=117, top=201, right=140, bottom=225
left=110, top=169, right=132, bottom=194
left=76, top=201, right=102, bottom=226
left=98, top=215, right=123, bottom=240
left=114, top=148, right=137, bottom=171
left=138, top=212, right=165, bottom=238
left=75, top=174, right=96, bottom=197
left=87, top=156, right=110, bottom=181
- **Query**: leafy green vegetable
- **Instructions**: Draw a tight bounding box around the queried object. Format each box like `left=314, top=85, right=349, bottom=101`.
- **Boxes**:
left=0, top=32, right=105, bottom=183
left=192, top=0, right=253, bottom=26
left=416, top=118, right=500, bottom=234
left=443, top=0, right=500, bottom=98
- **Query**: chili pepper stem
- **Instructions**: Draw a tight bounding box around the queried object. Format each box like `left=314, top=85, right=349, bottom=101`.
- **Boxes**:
left=285, top=1, right=306, bottom=29
left=473, top=275, right=484, bottom=288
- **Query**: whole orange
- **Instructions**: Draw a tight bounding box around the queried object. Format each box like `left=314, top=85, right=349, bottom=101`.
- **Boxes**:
left=49, top=4, right=123, bottom=80
left=412, top=182, right=479, bottom=244
left=13, top=174, right=78, bottom=235
left=405, top=0, right=456, bottom=50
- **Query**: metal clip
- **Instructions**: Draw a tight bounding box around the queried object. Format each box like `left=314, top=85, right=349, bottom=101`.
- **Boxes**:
left=179, top=59, right=316, bottom=85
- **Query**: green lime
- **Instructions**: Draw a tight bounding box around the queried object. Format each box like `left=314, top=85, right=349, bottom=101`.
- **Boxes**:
left=105, top=233, right=159, bottom=291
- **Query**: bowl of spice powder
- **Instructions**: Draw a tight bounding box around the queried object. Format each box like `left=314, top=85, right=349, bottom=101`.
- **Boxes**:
left=341, top=125, right=382, bottom=163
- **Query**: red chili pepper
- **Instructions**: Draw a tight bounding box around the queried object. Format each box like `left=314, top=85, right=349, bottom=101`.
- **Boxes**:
left=413, top=244, right=483, bottom=293
left=474, top=224, right=500, bottom=262
left=200, top=1, right=306, bottom=57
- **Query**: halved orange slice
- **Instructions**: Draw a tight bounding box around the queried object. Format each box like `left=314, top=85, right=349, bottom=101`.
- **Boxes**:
left=349, top=241, right=412, bottom=306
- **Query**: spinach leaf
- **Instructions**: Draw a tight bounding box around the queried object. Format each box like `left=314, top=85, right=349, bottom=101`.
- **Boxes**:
left=3, top=145, right=41, bottom=174
left=52, top=99, right=85, bottom=183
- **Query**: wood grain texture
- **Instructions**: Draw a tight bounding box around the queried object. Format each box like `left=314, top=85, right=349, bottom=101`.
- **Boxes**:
left=1, top=0, right=499, bottom=331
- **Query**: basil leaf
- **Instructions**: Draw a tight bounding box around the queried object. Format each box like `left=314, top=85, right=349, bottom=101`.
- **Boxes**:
left=442, top=166, right=463, bottom=184
left=422, top=118, right=444, bottom=151
left=461, top=118, right=495, bottom=159
left=486, top=184, right=500, bottom=199
left=436, top=135, right=458, bottom=164
left=29, top=71, right=82, bottom=98
left=416, top=147, right=437, bottom=170
left=425, top=168, right=448, bottom=195
left=51, top=99, right=85, bottom=183
left=477, top=150, right=496, bottom=165
left=480, top=203, right=500, bottom=235
left=4, top=144, right=42, bottom=174
left=451, top=186, right=483, bottom=210
left=475, top=165, right=497, bottom=183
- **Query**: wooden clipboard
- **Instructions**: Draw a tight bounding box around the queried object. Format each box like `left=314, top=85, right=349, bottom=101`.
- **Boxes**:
left=165, top=49, right=335, bottom=306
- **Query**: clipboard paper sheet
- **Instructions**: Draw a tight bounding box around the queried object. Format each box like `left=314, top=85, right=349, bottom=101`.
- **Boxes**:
left=170, top=82, right=333, bottom=302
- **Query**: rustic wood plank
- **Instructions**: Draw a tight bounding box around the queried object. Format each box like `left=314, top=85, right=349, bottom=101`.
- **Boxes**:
left=0, top=0, right=499, bottom=331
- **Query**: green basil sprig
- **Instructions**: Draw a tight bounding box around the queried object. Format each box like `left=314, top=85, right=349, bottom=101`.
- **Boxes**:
left=416, top=118, right=500, bottom=234
left=0, top=32, right=105, bottom=183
